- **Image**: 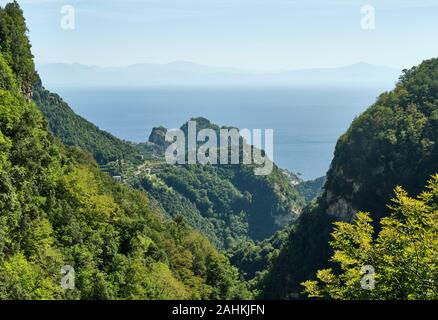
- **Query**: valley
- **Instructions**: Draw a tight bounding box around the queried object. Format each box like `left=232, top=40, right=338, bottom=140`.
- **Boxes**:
left=0, top=1, right=437, bottom=301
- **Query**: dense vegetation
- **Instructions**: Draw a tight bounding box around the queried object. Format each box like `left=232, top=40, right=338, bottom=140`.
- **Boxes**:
left=228, top=229, right=289, bottom=283
left=0, top=2, right=248, bottom=300
left=33, top=87, right=142, bottom=165
left=0, top=1, right=37, bottom=97
left=2, top=1, right=436, bottom=301
left=303, top=175, right=438, bottom=299
left=296, top=176, right=326, bottom=203
left=259, top=58, right=438, bottom=299
left=132, top=151, right=305, bottom=248
left=36, top=81, right=306, bottom=249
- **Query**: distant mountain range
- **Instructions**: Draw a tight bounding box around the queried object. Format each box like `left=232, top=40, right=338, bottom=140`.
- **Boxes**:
left=37, top=61, right=401, bottom=88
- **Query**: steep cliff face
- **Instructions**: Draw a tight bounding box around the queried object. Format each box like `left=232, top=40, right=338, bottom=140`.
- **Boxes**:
left=323, top=59, right=438, bottom=222
left=260, top=58, right=438, bottom=298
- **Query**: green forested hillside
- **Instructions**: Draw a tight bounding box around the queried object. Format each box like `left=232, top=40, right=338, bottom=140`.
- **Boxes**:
left=131, top=120, right=305, bottom=248
left=32, top=86, right=141, bottom=165
left=296, top=176, right=326, bottom=203
left=0, top=1, right=37, bottom=97
left=228, top=228, right=289, bottom=283
left=259, top=58, right=438, bottom=299
left=35, top=73, right=306, bottom=249
left=0, top=2, right=248, bottom=300
left=3, top=1, right=435, bottom=301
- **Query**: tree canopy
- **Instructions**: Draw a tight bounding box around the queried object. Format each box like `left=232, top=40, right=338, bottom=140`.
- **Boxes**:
left=303, top=174, right=438, bottom=299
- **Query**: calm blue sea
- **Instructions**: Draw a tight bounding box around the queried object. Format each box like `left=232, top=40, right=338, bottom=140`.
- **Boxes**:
left=50, top=86, right=384, bottom=180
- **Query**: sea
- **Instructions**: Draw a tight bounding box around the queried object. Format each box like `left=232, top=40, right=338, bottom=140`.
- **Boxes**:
left=49, top=85, right=386, bottom=180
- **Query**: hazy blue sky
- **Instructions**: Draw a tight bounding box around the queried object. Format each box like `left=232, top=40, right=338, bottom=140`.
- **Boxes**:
left=5, top=0, right=438, bottom=70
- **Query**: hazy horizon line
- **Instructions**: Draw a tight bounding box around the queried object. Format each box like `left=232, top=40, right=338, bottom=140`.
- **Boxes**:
left=36, top=60, right=402, bottom=74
